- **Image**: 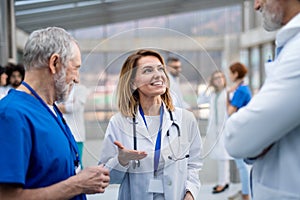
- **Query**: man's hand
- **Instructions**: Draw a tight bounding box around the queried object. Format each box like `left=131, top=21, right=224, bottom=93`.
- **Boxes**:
left=72, top=165, right=110, bottom=194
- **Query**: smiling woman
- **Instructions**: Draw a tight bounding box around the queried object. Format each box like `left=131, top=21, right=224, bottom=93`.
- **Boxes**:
left=99, top=49, right=203, bottom=200
left=133, top=57, right=168, bottom=107
left=116, top=49, right=174, bottom=118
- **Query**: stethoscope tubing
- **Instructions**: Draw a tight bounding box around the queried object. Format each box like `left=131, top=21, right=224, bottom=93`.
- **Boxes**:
left=131, top=109, right=187, bottom=168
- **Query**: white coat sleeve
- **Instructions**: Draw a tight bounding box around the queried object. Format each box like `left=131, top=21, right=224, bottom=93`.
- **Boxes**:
left=99, top=116, right=129, bottom=184
left=224, top=41, right=300, bottom=158
left=185, top=112, right=203, bottom=198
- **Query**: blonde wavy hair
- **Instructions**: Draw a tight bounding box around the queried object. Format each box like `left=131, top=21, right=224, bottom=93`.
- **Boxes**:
left=116, top=49, right=174, bottom=117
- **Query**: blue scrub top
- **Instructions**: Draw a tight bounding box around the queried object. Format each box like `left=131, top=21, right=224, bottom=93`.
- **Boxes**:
left=230, top=84, right=252, bottom=109
left=0, top=90, right=86, bottom=200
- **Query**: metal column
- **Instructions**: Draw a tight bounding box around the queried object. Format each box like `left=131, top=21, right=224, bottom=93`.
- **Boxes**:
left=0, top=0, right=16, bottom=66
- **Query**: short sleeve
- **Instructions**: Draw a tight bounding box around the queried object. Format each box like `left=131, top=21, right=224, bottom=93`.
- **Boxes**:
left=0, top=110, right=32, bottom=185
left=230, top=89, right=248, bottom=109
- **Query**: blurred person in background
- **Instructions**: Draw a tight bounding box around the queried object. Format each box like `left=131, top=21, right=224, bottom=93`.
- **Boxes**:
left=225, top=0, right=300, bottom=199
left=5, top=62, right=25, bottom=89
left=58, top=83, right=90, bottom=165
left=0, top=27, right=109, bottom=200
left=99, top=49, right=202, bottom=200
left=166, top=56, right=190, bottom=109
left=226, top=62, right=252, bottom=200
left=205, top=70, right=232, bottom=194
left=0, top=66, right=9, bottom=99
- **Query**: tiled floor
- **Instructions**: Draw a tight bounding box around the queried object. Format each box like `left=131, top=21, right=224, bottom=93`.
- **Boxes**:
left=197, top=183, right=242, bottom=200
left=87, top=183, right=242, bottom=200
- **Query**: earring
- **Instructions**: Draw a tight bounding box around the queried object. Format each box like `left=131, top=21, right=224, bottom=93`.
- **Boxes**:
left=131, top=83, right=137, bottom=91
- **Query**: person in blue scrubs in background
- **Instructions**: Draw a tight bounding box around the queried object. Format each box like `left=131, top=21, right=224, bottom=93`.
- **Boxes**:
left=0, top=27, right=109, bottom=200
left=227, top=62, right=252, bottom=200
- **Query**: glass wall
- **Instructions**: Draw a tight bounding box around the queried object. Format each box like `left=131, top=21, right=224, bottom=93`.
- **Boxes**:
left=69, top=5, right=242, bottom=139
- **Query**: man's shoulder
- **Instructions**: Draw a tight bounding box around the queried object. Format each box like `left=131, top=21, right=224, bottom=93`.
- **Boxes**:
left=0, top=90, right=36, bottom=116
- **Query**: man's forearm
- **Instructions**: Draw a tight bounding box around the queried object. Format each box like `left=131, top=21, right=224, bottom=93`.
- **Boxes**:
left=0, top=176, right=82, bottom=200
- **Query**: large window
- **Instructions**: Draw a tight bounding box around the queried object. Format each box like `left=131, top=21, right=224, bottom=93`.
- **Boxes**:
left=69, top=5, right=242, bottom=138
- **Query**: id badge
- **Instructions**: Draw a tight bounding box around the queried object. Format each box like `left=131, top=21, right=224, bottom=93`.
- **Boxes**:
left=147, top=178, right=164, bottom=193
left=75, top=164, right=82, bottom=174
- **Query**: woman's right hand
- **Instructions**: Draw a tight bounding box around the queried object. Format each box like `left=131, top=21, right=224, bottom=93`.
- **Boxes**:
left=114, top=141, right=147, bottom=166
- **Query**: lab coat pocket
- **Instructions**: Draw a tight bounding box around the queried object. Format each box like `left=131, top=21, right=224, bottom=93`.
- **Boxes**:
left=264, top=61, right=277, bottom=79
left=175, top=142, right=190, bottom=173
left=254, top=182, right=300, bottom=200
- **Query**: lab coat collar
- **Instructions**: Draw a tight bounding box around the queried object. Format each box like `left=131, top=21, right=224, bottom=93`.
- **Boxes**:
left=276, top=13, right=300, bottom=48
left=124, top=103, right=175, bottom=144
left=161, top=103, right=178, bottom=139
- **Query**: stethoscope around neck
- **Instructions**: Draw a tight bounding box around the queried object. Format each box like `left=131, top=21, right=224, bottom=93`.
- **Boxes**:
left=131, top=109, right=189, bottom=169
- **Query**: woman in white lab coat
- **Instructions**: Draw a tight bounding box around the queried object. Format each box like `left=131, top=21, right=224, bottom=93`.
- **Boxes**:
left=99, top=49, right=202, bottom=200
left=205, top=71, right=232, bottom=194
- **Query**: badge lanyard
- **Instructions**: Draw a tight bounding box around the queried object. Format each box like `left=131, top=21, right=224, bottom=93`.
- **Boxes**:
left=139, top=105, right=163, bottom=176
left=21, top=81, right=80, bottom=169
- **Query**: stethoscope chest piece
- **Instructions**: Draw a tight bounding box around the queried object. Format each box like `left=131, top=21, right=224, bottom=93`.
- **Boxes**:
left=132, top=160, right=140, bottom=169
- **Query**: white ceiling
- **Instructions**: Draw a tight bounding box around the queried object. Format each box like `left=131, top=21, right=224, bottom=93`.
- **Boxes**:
left=15, top=0, right=246, bottom=33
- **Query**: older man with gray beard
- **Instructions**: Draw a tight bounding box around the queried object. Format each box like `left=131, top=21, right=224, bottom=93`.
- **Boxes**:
left=0, top=27, right=109, bottom=200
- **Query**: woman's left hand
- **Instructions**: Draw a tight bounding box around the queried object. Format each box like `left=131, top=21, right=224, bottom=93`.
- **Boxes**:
left=183, top=191, right=194, bottom=200
left=114, top=141, right=147, bottom=166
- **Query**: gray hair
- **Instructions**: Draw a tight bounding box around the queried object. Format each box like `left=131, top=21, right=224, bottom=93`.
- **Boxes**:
left=23, top=27, right=78, bottom=70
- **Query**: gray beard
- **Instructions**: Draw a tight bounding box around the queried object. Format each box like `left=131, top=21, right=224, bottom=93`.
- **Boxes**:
left=54, top=68, right=69, bottom=103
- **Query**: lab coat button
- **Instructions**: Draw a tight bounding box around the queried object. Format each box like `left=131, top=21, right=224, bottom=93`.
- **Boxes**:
left=168, top=181, right=172, bottom=186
